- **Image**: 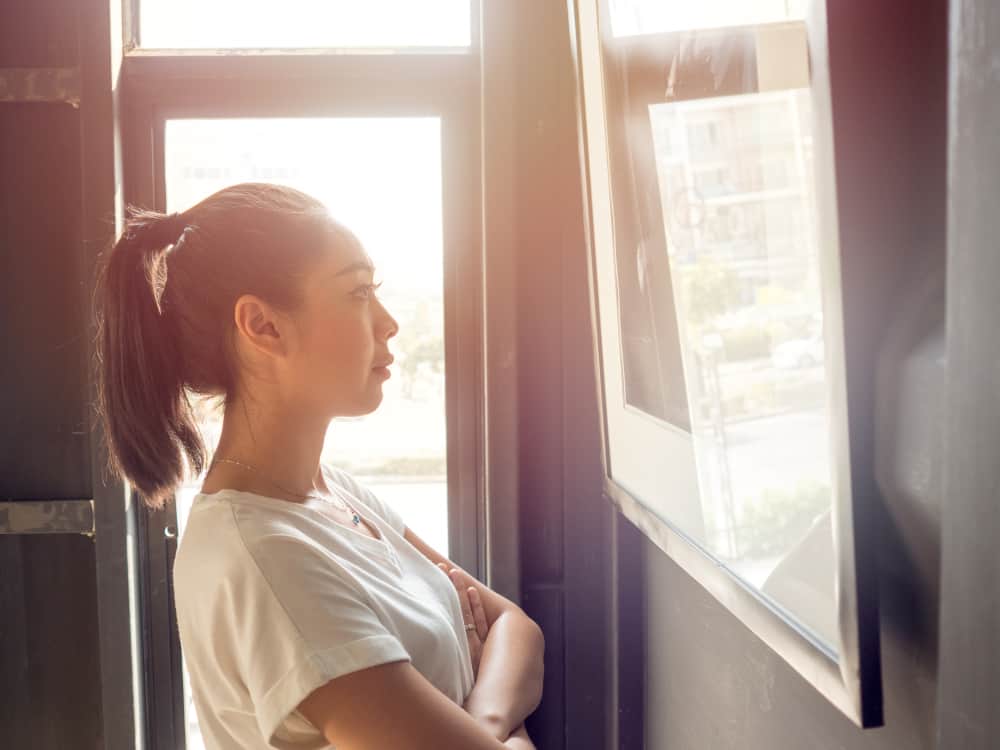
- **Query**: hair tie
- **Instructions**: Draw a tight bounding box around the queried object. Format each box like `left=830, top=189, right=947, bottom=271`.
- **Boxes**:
left=123, top=211, right=189, bottom=248
left=162, top=212, right=188, bottom=242
left=151, top=212, right=189, bottom=256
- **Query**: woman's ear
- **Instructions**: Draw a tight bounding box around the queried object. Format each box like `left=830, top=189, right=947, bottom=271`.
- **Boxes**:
left=233, top=294, right=291, bottom=360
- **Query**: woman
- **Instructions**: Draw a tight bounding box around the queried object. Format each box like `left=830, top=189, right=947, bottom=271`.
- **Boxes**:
left=92, top=182, right=544, bottom=749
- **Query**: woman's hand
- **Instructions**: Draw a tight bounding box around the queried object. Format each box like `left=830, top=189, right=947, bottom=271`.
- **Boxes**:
left=437, top=563, right=490, bottom=679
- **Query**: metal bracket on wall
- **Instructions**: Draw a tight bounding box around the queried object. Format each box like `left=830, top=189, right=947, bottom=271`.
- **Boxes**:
left=0, top=500, right=96, bottom=537
left=0, top=67, right=81, bottom=108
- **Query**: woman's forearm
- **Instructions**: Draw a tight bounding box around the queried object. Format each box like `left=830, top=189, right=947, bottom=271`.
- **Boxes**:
left=502, top=722, right=537, bottom=749
left=463, top=611, right=545, bottom=740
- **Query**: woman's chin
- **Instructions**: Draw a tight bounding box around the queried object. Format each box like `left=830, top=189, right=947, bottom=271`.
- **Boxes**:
left=331, top=395, right=382, bottom=419
left=362, top=385, right=385, bottom=410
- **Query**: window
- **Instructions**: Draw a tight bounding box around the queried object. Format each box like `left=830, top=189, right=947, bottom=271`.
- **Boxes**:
left=601, top=6, right=832, bottom=647
left=577, top=0, right=882, bottom=726
left=121, top=9, right=483, bottom=749
left=168, top=117, right=449, bottom=557
left=608, top=0, right=806, bottom=37
left=139, top=0, right=473, bottom=49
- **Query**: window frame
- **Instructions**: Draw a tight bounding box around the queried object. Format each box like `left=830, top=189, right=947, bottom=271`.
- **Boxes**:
left=573, top=0, right=883, bottom=728
left=117, top=17, right=487, bottom=750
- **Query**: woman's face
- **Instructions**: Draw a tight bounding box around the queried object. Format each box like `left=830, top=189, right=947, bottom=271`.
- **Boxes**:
left=286, top=236, right=399, bottom=418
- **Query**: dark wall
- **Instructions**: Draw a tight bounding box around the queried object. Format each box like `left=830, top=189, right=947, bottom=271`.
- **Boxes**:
left=0, top=1, right=104, bottom=748
left=936, top=0, right=1000, bottom=744
left=509, top=0, right=623, bottom=746
left=642, top=1, right=949, bottom=749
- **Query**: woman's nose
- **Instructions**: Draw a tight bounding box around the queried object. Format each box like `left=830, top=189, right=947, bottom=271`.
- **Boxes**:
left=376, top=300, right=399, bottom=341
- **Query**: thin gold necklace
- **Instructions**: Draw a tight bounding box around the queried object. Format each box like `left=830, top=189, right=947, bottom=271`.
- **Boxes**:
left=211, top=457, right=361, bottom=527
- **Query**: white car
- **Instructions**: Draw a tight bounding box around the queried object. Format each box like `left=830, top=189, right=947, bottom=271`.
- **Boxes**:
left=772, top=335, right=825, bottom=369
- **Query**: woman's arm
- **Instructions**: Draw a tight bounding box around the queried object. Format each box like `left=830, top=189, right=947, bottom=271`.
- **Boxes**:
left=403, top=527, right=545, bottom=739
left=462, top=609, right=545, bottom=740
left=298, top=660, right=534, bottom=749
left=503, top=721, right=538, bottom=749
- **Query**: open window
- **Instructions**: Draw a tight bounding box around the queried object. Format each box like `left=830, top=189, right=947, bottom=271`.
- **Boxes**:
left=574, top=0, right=882, bottom=727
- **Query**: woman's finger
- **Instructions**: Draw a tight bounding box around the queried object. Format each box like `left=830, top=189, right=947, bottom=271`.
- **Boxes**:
left=450, top=569, right=475, bottom=627
left=440, top=564, right=474, bottom=601
left=446, top=568, right=489, bottom=637
left=468, top=587, right=489, bottom=641
left=437, top=564, right=483, bottom=677
left=445, top=565, right=474, bottom=589
left=438, top=564, right=486, bottom=639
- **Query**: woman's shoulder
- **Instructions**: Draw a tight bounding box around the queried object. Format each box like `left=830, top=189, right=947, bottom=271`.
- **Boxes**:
left=176, top=493, right=321, bottom=580
left=174, top=494, right=361, bottom=618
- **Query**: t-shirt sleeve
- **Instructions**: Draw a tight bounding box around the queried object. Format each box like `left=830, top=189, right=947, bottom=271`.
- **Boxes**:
left=231, top=527, right=411, bottom=748
left=321, top=461, right=407, bottom=537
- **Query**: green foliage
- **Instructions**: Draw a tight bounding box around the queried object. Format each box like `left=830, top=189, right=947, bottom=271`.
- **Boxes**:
left=735, top=480, right=830, bottom=558
left=682, top=257, right=743, bottom=326
left=329, top=455, right=446, bottom=477
left=392, top=298, right=444, bottom=397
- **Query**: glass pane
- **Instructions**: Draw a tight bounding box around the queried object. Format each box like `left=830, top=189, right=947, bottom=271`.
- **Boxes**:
left=648, top=90, right=835, bottom=644
left=141, top=0, right=472, bottom=49
left=609, top=0, right=806, bottom=37
left=166, top=117, right=448, bottom=748
left=600, top=16, right=839, bottom=651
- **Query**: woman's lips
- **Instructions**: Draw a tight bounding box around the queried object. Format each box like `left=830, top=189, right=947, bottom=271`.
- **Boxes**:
left=372, top=355, right=393, bottom=377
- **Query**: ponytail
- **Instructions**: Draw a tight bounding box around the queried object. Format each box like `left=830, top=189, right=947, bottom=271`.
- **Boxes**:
left=91, top=183, right=340, bottom=511
left=92, top=207, right=208, bottom=511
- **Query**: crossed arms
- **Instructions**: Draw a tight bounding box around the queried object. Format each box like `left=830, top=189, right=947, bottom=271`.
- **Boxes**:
left=296, top=525, right=545, bottom=749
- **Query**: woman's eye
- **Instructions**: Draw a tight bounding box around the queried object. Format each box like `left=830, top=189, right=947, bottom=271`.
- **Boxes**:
left=353, top=281, right=383, bottom=300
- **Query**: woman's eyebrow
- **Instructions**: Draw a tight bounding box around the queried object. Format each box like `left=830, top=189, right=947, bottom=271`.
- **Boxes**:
left=333, top=260, right=375, bottom=278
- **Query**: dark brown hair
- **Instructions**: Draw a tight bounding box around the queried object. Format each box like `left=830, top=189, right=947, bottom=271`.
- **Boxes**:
left=92, top=182, right=353, bottom=510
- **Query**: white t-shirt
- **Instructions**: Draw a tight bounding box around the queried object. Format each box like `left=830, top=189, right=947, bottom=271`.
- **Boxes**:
left=172, top=461, right=475, bottom=750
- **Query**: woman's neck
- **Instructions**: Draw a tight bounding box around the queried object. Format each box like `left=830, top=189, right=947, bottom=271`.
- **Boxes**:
left=202, top=397, right=332, bottom=500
